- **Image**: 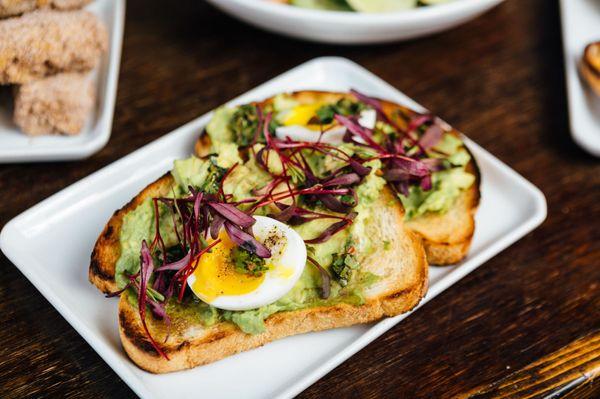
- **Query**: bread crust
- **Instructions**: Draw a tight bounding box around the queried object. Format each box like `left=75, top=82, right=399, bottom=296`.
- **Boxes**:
left=405, top=152, right=481, bottom=265
left=119, top=275, right=427, bottom=374
left=89, top=173, right=174, bottom=294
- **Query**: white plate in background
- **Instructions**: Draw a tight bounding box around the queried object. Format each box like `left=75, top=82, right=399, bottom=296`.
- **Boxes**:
left=0, top=57, right=546, bottom=399
left=0, top=0, right=125, bottom=163
left=204, top=0, right=503, bottom=44
left=560, top=0, right=600, bottom=157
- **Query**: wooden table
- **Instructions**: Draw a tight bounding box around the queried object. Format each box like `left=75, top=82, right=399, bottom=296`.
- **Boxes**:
left=1, top=0, right=599, bottom=397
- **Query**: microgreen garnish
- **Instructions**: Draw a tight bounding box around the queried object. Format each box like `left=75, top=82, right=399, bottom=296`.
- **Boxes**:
left=344, top=89, right=451, bottom=197
left=307, top=255, right=331, bottom=299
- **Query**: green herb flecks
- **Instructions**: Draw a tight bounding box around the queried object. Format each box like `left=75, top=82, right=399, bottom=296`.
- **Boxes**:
left=230, top=246, right=269, bottom=276
left=200, top=157, right=227, bottom=195
left=229, top=105, right=280, bottom=147
left=330, top=245, right=359, bottom=287
left=316, top=99, right=366, bottom=124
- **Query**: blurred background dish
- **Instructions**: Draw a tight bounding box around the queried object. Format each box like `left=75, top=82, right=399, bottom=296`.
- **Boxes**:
left=560, top=0, right=600, bottom=157
left=204, top=0, right=504, bottom=44
left=271, top=0, right=455, bottom=13
left=0, top=0, right=124, bottom=163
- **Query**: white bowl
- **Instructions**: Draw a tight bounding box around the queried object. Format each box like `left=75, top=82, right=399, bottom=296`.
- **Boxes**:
left=204, top=0, right=504, bottom=44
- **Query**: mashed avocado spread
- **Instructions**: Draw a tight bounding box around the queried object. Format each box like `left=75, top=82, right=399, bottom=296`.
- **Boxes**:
left=117, top=151, right=383, bottom=334
left=399, top=134, right=475, bottom=219
left=207, top=95, right=475, bottom=221
left=117, top=94, right=474, bottom=335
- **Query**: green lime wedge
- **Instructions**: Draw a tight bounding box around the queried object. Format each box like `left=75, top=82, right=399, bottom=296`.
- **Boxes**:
left=346, top=0, right=418, bottom=12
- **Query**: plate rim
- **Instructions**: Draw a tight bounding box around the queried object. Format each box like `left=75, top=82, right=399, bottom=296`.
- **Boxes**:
left=0, top=56, right=547, bottom=399
left=0, top=0, right=126, bottom=163
left=210, top=0, right=504, bottom=24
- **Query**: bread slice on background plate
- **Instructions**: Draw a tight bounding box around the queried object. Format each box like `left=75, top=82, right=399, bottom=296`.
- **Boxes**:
left=195, top=91, right=481, bottom=265
left=581, top=41, right=600, bottom=96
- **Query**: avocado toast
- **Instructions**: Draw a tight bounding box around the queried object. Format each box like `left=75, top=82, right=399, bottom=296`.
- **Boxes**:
left=195, top=91, right=480, bottom=265
left=89, top=90, right=478, bottom=373
left=116, top=187, right=427, bottom=373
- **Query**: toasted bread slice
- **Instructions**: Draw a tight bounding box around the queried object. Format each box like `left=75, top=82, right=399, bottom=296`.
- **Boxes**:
left=581, top=42, right=600, bottom=96
left=117, top=187, right=427, bottom=373
left=89, top=99, right=428, bottom=372
left=404, top=160, right=480, bottom=265
left=195, top=90, right=481, bottom=265
left=89, top=173, right=175, bottom=294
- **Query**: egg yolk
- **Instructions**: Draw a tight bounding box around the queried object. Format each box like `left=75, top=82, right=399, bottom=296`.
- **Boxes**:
left=283, top=103, right=334, bottom=131
left=191, top=233, right=266, bottom=302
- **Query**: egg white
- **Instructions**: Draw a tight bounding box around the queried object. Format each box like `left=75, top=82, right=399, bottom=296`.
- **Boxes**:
left=358, top=109, right=377, bottom=129
left=275, top=125, right=347, bottom=144
left=187, top=216, right=307, bottom=311
left=275, top=108, right=376, bottom=145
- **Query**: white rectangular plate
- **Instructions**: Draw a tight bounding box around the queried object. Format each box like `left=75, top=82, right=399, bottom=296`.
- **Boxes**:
left=0, top=0, right=125, bottom=163
left=0, top=57, right=547, bottom=399
left=560, top=0, right=600, bottom=156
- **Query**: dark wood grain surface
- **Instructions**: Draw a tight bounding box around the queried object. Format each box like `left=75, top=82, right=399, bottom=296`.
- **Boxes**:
left=1, top=0, right=599, bottom=398
left=460, top=331, right=600, bottom=399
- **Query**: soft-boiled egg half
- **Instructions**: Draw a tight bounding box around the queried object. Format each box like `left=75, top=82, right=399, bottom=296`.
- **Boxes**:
left=276, top=102, right=376, bottom=144
left=187, top=216, right=307, bottom=311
